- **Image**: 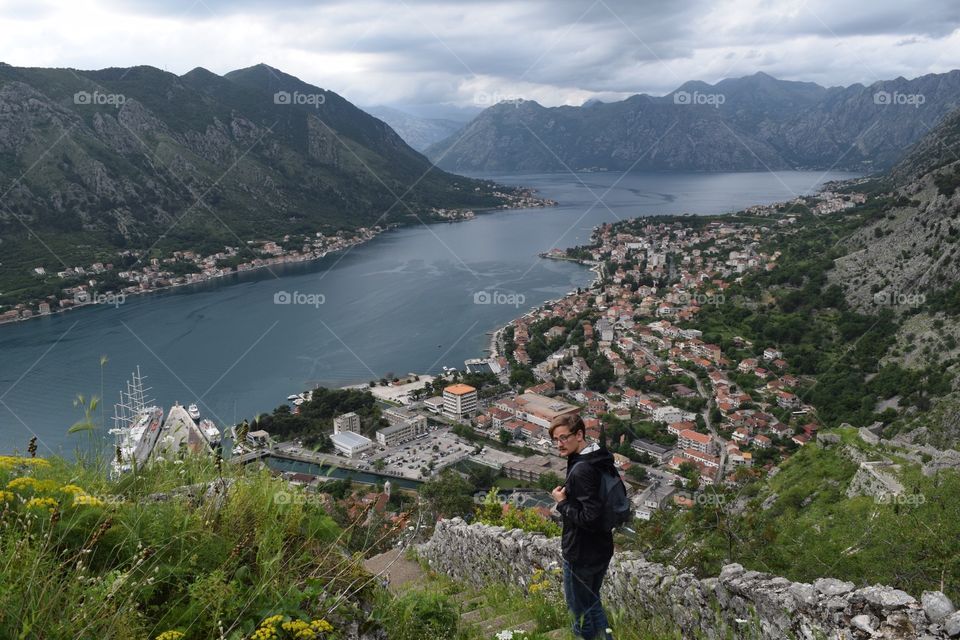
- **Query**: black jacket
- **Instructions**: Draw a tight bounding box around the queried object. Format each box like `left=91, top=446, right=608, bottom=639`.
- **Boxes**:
left=556, top=445, right=616, bottom=567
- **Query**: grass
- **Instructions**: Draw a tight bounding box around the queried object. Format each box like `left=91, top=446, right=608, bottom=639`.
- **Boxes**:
left=0, top=451, right=390, bottom=640
left=384, top=561, right=685, bottom=640
left=630, top=436, right=960, bottom=602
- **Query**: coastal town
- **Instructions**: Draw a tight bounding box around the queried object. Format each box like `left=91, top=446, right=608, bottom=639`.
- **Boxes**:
left=223, top=186, right=873, bottom=522
left=0, top=188, right=555, bottom=325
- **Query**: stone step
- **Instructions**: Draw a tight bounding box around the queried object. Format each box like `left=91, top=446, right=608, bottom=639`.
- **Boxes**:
left=460, top=606, right=497, bottom=625
left=459, top=596, right=488, bottom=613
left=361, top=547, right=425, bottom=593
left=453, top=591, right=486, bottom=607
left=478, top=612, right=537, bottom=635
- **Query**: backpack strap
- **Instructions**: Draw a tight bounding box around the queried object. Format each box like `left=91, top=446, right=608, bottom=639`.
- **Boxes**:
left=567, top=459, right=598, bottom=486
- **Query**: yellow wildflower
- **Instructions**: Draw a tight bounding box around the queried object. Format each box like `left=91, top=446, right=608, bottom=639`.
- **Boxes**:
left=310, top=619, right=334, bottom=633
left=0, top=490, right=14, bottom=502
left=60, top=484, right=86, bottom=496
left=7, top=477, right=57, bottom=493
left=7, top=477, right=38, bottom=492
left=252, top=627, right=279, bottom=640
left=25, top=497, right=58, bottom=513
left=259, top=614, right=285, bottom=628
left=0, top=456, right=50, bottom=470
left=155, top=632, right=185, bottom=640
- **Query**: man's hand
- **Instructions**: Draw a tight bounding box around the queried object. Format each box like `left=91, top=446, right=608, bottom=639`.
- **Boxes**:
left=551, top=485, right=567, bottom=503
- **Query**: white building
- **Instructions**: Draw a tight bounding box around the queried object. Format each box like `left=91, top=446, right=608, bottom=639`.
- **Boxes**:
left=422, top=396, right=445, bottom=414
left=635, top=483, right=676, bottom=521
left=652, top=406, right=696, bottom=424
left=333, top=412, right=361, bottom=434
left=330, top=430, right=373, bottom=458
left=378, top=407, right=429, bottom=446
left=443, top=384, right=478, bottom=419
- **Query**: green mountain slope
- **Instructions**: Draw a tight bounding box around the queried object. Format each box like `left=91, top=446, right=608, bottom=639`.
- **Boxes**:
left=0, top=62, right=514, bottom=294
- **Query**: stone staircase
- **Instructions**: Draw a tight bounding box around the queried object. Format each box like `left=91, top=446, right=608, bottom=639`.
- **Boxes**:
left=453, top=588, right=571, bottom=639
left=364, top=548, right=572, bottom=639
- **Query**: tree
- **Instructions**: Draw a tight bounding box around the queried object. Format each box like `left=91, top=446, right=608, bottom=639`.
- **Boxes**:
left=373, top=459, right=386, bottom=472
left=626, top=466, right=648, bottom=483
left=466, top=464, right=499, bottom=489
left=537, top=472, right=563, bottom=491
left=420, top=469, right=475, bottom=519
left=499, top=429, right=513, bottom=445
left=509, top=367, right=535, bottom=388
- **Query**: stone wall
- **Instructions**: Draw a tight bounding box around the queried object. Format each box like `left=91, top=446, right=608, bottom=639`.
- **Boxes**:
left=846, top=461, right=906, bottom=500
left=419, top=518, right=960, bottom=639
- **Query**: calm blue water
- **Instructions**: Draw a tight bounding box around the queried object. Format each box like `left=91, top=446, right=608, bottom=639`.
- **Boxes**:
left=0, top=170, right=857, bottom=456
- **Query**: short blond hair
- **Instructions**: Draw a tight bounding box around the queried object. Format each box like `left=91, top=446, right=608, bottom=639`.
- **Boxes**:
left=548, top=413, right=585, bottom=439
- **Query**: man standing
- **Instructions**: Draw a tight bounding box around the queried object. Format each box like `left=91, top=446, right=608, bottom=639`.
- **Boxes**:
left=549, top=414, right=615, bottom=640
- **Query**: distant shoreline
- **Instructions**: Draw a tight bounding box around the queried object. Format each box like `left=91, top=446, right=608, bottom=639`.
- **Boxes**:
left=0, top=199, right=556, bottom=330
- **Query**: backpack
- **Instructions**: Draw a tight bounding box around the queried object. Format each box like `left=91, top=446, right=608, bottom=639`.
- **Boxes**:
left=572, top=460, right=633, bottom=531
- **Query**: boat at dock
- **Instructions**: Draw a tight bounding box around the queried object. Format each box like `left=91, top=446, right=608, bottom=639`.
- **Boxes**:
left=109, top=367, right=164, bottom=478
left=109, top=367, right=223, bottom=477
left=199, top=419, right=222, bottom=446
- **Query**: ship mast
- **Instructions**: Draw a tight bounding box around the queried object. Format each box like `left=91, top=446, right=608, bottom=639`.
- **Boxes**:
left=111, top=366, right=153, bottom=434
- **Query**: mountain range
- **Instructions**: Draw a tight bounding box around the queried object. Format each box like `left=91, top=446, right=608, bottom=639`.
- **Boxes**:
left=426, top=71, right=960, bottom=173
left=364, top=105, right=468, bottom=152
left=0, top=63, right=513, bottom=291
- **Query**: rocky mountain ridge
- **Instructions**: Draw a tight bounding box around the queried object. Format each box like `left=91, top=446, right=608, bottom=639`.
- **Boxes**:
left=426, top=71, right=960, bottom=173
left=0, top=63, right=511, bottom=282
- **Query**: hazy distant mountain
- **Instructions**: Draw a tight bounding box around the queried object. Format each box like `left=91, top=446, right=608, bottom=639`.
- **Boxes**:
left=365, top=105, right=464, bottom=151
left=427, top=71, right=960, bottom=173
left=0, top=63, right=513, bottom=286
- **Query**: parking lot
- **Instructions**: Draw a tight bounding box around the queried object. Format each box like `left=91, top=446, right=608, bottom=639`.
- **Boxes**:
left=366, top=428, right=475, bottom=480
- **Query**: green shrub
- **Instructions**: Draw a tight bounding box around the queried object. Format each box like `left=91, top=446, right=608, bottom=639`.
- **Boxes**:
left=376, top=590, right=459, bottom=640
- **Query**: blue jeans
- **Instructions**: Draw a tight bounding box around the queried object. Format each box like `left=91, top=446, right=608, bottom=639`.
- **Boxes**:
left=562, top=559, right=613, bottom=640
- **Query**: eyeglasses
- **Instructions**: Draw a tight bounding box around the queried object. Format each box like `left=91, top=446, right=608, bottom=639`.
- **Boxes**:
left=552, top=433, right=574, bottom=445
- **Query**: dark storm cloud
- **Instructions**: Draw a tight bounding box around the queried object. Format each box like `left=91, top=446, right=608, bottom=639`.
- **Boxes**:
left=3, top=0, right=959, bottom=106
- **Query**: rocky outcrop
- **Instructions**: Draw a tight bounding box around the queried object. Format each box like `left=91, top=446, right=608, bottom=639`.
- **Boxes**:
left=420, top=518, right=959, bottom=639
left=846, top=461, right=906, bottom=500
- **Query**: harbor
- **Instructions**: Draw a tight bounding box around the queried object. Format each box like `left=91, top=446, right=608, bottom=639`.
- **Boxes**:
left=109, top=367, right=222, bottom=477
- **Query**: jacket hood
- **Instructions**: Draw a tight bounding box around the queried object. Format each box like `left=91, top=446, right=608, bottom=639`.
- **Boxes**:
left=568, top=445, right=617, bottom=475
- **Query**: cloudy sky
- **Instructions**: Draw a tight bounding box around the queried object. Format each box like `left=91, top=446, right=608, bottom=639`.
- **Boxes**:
left=2, top=0, right=959, bottom=112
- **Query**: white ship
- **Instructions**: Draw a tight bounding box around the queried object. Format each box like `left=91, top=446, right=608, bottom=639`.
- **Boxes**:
left=187, top=403, right=201, bottom=421
left=109, top=367, right=163, bottom=478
